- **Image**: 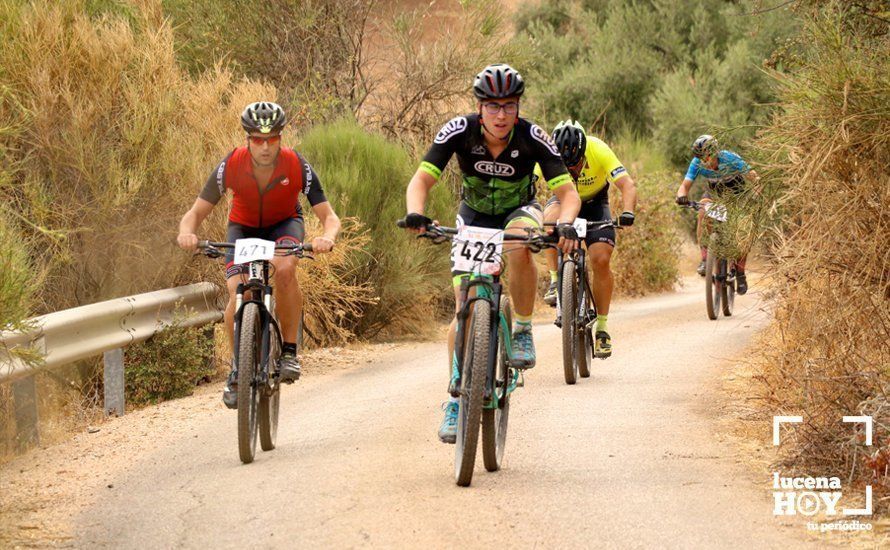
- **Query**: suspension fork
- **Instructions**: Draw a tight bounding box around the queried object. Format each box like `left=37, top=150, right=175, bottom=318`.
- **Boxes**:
left=449, top=277, right=471, bottom=397
left=484, top=283, right=502, bottom=404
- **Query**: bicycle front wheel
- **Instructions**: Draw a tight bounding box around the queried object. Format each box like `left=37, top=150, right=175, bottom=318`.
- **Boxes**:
left=237, top=302, right=262, bottom=464
left=561, top=261, right=579, bottom=385
left=455, top=299, right=490, bottom=487
left=482, top=296, right=512, bottom=472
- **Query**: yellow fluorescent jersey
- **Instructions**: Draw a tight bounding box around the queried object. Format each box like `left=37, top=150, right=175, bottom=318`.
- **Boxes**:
left=535, top=135, right=628, bottom=203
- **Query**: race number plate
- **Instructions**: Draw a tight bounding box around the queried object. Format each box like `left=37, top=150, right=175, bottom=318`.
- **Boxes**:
left=234, top=238, right=276, bottom=265
left=452, top=225, right=504, bottom=275
left=572, top=217, right=588, bottom=238
left=705, top=203, right=728, bottom=223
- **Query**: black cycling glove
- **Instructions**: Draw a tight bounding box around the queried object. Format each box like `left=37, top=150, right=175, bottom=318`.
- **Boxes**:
left=675, top=195, right=689, bottom=206
left=556, top=223, right=579, bottom=240
left=618, top=211, right=636, bottom=227
left=404, top=213, right=433, bottom=229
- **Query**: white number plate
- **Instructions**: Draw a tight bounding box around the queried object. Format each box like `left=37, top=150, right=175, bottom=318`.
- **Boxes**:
left=705, top=203, right=728, bottom=223
left=572, top=217, right=587, bottom=238
left=452, top=225, right=504, bottom=275
left=234, top=238, right=275, bottom=265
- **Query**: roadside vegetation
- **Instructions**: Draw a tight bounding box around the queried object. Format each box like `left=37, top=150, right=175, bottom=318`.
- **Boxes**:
left=750, top=0, right=889, bottom=510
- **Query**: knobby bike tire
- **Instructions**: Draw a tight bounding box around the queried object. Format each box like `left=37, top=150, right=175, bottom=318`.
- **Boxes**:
left=455, top=299, right=490, bottom=487
left=259, top=301, right=281, bottom=452
left=721, top=261, right=735, bottom=317
left=237, top=302, right=261, bottom=463
left=561, top=261, right=579, bottom=385
left=705, top=245, right=720, bottom=321
left=482, top=296, right=512, bottom=472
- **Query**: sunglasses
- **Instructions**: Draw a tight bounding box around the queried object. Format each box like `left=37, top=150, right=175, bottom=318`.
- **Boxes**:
left=482, top=102, right=519, bottom=116
left=248, top=134, right=281, bottom=146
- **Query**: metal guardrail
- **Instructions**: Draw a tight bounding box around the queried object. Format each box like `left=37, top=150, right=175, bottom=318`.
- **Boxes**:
left=0, top=282, right=224, bottom=383
left=0, top=283, right=224, bottom=447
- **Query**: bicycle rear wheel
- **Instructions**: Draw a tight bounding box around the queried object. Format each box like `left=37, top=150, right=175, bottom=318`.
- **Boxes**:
left=259, top=311, right=282, bottom=452
left=482, top=296, right=512, bottom=472
left=561, top=261, right=579, bottom=385
left=721, top=263, right=735, bottom=317
left=577, top=284, right=593, bottom=378
left=455, top=299, right=490, bottom=487
left=705, top=246, right=721, bottom=321
left=237, top=302, right=261, bottom=464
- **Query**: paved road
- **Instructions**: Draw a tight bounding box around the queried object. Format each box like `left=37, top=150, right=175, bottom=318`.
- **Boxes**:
left=2, top=278, right=829, bottom=548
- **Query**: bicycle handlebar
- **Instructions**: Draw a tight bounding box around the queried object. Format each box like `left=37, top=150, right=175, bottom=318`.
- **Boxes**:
left=197, top=240, right=314, bottom=255
left=396, top=218, right=560, bottom=245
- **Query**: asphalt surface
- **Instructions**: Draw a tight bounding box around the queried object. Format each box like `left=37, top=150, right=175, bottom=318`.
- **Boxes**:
left=2, top=277, right=839, bottom=548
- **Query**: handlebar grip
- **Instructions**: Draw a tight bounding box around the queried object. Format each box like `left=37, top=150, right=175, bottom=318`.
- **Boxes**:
left=302, top=243, right=314, bottom=252
left=197, top=240, right=210, bottom=248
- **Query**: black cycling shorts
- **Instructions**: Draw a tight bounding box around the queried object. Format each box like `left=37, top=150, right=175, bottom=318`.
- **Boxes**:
left=224, top=217, right=305, bottom=279
left=545, top=195, right=615, bottom=248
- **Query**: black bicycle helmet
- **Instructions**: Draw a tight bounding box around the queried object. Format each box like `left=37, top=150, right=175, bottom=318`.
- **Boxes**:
left=691, top=134, right=718, bottom=158
left=551, top=120, right=587, bottom=167
left=241, top=101, right=286, bottom=134
left=473, top=63, right=525, bottom=100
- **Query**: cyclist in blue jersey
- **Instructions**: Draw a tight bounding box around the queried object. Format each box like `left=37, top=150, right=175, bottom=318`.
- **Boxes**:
left=675, top=135, right=758, bottom=295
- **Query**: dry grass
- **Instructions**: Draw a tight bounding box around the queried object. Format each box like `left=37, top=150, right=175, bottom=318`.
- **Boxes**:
left=751, top=1, right=889, bottom=512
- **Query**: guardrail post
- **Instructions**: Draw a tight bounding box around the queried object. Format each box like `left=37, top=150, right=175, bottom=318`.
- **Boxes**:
left=103, top=348, right=125, bottom=416
left=12, top=375, right=39, bottom=449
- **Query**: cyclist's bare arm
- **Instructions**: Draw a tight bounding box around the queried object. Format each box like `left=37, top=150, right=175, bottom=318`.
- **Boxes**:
left=552, top=182, right=581, bottom=253
left=552, top=180, right=581, bottom=223
left=676, top=177, right=694, bottom=200
left=613, top=174, right=638, bottom=213
left=405, top=169, right=438, bottom=233
left=309, top=201, right=341, bottom=253
left=178, top=197, right=215, bottom=251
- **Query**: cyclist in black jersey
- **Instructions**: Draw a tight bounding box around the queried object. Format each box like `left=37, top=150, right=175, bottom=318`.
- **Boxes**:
left=402, top=63, right=582, bottom=444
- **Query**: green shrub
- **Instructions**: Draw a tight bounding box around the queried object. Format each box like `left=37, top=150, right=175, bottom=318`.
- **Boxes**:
left=125, top=318, right=215, bottom=406
left=299, top=118, right=456, bottom=337
left=610, top=172, right=682, bottom=295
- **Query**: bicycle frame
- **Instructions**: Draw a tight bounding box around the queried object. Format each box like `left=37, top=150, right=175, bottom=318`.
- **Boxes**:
left=232, top=260, right=283, bottom=391
left=554, top=245, right=597, bottom=329
left=450, top=274, right=520, bottom=412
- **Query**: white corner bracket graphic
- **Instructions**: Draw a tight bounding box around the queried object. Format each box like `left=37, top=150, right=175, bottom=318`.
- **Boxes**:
left=773, top=415, right=803, bottom=446
left=842, top=415, right=873, bottom=446
left=842, top=415, right=873, bottom=516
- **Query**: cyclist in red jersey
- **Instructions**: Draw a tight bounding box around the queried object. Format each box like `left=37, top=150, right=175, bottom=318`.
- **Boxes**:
left=177, top=102, right=341, bottom=408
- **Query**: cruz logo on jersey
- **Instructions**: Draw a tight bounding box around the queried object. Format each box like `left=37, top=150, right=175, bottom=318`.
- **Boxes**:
left=474, top=160, right=516, bottom=177
left=530, top=124, right=560, bottom=157
left=434, top=116, right=468, bottom=144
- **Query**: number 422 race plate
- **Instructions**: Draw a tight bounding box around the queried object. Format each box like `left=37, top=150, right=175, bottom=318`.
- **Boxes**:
left=451, top=226, right=504, bottom=275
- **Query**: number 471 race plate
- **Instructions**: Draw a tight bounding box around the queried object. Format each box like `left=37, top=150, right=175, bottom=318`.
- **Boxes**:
left=452, top=225, right=504, bottom=275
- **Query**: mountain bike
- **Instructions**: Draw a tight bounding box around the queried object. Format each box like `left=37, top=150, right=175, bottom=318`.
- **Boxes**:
left=198, top=239, right=311, bottom=464
left=683, top=201, right=736, bottom=320
left=545, top=219, right=619, bottom=385
left=397, top=219, right=557, bottom=487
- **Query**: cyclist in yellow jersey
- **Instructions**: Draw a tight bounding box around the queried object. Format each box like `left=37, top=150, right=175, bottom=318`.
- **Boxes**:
left=535, top=120, right=637, bottom=358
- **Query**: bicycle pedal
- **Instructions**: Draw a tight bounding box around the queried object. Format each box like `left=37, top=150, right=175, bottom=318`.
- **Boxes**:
left=553, top=318, right=562, bottom=328
left=516, top=371, right=525, bottom=387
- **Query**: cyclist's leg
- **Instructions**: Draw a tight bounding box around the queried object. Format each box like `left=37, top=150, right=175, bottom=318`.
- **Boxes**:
left=583, top=200, right=616, bottom=321
left=542, top=196, right=561, bottom=304
left=504, top=203, right=543, bottom=366
left=266, top=217, right=305, bottom=344
left=697, top=191, right=712, bottom=273
left=504, top=203, right=542, bottom=317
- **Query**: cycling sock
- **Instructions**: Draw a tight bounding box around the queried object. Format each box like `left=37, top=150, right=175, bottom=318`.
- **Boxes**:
left=282, top=342, right=297, bottom=355
left=449, top=396, right=459, bottom=404
left=549, top=270, right=558, bottom=283
left=596, top=314, right=608, bottom=333
left=514, top=315, right=533, bottom=333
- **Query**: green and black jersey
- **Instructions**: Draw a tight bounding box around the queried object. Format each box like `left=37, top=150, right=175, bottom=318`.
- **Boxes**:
left=420, top=114, right=572, bottom=216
